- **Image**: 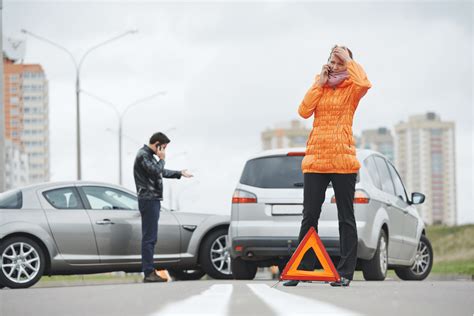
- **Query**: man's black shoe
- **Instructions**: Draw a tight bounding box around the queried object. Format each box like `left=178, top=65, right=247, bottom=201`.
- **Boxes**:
left=143, top=271, right=167, bottom=283
left=283, top=280, right=300, bottom=287
left=330, top=277, right=351, bottom=287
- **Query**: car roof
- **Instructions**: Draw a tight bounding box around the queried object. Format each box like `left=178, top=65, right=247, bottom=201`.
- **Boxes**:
left=245, top=147, right=387, bottom=162
left=17, top=181, right=136, bottom=196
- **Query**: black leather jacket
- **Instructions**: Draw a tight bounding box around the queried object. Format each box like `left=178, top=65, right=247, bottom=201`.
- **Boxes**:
left=133, top=145, right=181, bottom=200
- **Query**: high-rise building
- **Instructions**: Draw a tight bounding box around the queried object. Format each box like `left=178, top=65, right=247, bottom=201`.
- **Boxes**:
left=359, top=127, right=394, bottom=163
left=4, top=139, right=29, bottom=190
left=394, top=112, right=456, bottom=226
left=3, top=56, right=50, bottom=185
left=261, top=120, right=310, bottom=150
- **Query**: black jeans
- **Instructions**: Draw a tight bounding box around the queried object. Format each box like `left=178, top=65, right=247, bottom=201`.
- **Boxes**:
left=298, top=173, right=358, bottom=280
left=138, top=198, right=161, bottom=276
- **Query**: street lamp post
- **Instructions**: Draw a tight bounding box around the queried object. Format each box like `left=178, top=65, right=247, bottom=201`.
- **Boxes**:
left=0, top=0, right=5, bottom=192
left=82, top=90, right=167, bottom=185
left=21, top=29, right=137, bottom=180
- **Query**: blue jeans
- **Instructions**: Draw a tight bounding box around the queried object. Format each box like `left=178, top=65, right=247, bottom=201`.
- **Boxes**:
left=138, top=198, right=161, bottom=276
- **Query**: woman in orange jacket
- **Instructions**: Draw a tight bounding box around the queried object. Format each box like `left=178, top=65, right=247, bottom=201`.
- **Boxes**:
left=284, top=45, right=371, bottom=287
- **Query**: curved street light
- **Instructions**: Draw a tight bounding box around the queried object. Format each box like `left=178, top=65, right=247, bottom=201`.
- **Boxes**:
left=21, top=28, right=138, bottom=180
left=82, top=90, right=167, bottom=185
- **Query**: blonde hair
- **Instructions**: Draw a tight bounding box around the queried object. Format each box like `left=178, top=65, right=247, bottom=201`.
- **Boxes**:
left=328, top=45, right=353, bottom=62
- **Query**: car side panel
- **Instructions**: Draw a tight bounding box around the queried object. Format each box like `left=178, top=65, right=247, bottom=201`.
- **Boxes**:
left=0, top=210, right=60, bottom=270
left=37, top=188, right=100, bottom=265
left=178, top=215, right=230, bottom=267
left=399, top=207, right=425, bottom=266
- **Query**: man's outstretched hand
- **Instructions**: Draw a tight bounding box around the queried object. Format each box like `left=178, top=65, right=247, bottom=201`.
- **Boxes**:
left=181, top=169, right=194, bottom=178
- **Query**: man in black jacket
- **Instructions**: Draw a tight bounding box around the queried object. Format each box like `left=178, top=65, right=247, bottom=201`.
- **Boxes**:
left=133, top=132, right=193, bottom=282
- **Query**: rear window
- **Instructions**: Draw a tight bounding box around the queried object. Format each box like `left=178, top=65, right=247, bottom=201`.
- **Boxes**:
left=0, top=190, right=23, bottom=209
left=240, top=155, right=360, bottom=189
left=240, top=155, right=305, bottom=188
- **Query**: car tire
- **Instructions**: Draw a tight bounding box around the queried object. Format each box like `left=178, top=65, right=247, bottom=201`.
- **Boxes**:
left=362, top=230, right=388, bottom=281
left=277, top=258, right=289, bottom=275
left=199, top=228, right=233, bottom=279
left=168, top=268, right=206, bottom=281
left=395, top=235, right=433, bottom=281
left=0, top=236, right=46, bottom=289
left=231, top=257, right=257, bottom=280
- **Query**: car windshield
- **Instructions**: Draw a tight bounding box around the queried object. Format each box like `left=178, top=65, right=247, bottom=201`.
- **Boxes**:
left=0, top=189, right=23, bottom=209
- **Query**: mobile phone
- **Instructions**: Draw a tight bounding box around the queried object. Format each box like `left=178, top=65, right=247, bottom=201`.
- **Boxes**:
left=156, top=143, right=162, bottom=151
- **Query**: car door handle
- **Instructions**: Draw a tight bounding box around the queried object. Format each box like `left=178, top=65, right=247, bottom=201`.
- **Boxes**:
left=385, top=202, right=393, bottom=207
left=96, top=219, right=115, bottom=225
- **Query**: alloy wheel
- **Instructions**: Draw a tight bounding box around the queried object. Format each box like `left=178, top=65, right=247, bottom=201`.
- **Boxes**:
left=210, top=235, right=232, bottom=275
left=1, top=242, right=41, bottom=284
left=410, top=239, right=430, bottom=276
left=379, top=235, right=388, bottom=276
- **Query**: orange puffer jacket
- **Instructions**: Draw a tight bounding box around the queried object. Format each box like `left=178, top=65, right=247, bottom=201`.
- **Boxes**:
left=298, top=60, right=371, bottom=174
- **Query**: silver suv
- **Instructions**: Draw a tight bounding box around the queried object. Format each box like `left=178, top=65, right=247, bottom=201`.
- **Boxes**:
left=229, top=148, right=433, bottom=281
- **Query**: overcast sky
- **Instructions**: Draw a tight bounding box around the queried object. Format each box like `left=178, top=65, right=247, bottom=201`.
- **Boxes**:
left=3, top=0, right=473, bottom=223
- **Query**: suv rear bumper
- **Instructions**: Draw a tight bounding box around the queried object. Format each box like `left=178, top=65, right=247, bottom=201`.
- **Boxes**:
left=230, top=237, right=375, bottom=261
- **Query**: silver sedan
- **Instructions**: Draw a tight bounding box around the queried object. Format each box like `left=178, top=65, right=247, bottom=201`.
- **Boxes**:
left=0, top=181, right=231, bottom=289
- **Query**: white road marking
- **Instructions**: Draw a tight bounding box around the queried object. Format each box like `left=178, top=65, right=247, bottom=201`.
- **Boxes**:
left=152, top=284, right=233, bottom=316
left=247, top=284, right=361, bottom=316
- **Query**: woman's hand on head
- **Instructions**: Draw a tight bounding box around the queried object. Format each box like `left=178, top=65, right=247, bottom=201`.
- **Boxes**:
left=318, top=64, right=330, bottom=86
left=332, top=47, right=352, bottom=63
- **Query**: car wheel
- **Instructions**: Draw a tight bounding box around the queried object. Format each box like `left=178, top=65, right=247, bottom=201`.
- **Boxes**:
left=0, top=237, right=46, bottom=289
left=168, top=268, right=206, bottom=281
left=231, top=257, right=257, bottom=280
left=395, top=235, right=433, bottom=281
left=362, top=229, right=388, bottom=281
left=199, top=228, right=233, bottom=279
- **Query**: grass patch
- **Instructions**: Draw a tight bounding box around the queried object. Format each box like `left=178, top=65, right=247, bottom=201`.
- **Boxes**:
left=431, top=260, right=474, bottom=275
left=426, top=224, right=474, bottom=275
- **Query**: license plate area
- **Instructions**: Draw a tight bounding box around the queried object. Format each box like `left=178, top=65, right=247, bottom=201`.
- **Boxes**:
left=271, top=204, right=303, bottom=216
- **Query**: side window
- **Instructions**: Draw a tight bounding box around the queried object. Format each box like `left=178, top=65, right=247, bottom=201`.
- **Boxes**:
left=81, top=186, right=138, bottom=210
left=387, top=162, right=408, bottom=202
left=364, top=156, right=382, bottom=190
left=373, top=156, right=396, bottom=195
left=43, top=187, right=82, bottom=209
left=0, top=190, right=23, bottom=209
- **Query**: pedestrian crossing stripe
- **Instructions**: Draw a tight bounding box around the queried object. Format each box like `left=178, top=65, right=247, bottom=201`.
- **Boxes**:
left=280, top=227, right=340, bottom=282
left=154, top=284, right=359, bottom=316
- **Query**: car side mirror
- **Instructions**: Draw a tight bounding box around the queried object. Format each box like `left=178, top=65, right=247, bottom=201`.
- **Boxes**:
left=411, top=192, right=425, bottom=205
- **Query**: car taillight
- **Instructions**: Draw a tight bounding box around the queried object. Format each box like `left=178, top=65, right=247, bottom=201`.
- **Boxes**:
left=232, top=189, right=257, bottom=204
left=331, top=190, right=370, bottom=204
left=287, top=152, right=305, bottom=156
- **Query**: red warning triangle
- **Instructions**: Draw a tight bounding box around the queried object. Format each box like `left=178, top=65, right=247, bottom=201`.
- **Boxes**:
left=280, top=227, right=340, bottom=282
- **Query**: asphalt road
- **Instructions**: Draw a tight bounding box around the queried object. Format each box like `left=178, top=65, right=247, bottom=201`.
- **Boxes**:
left=1, top=279, right=473, bottom=316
